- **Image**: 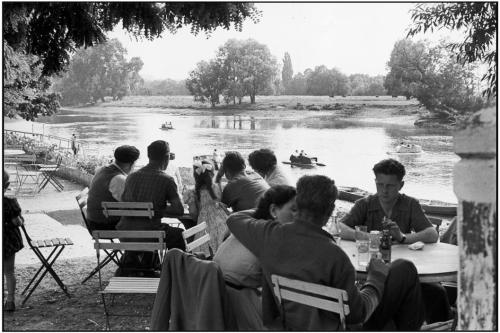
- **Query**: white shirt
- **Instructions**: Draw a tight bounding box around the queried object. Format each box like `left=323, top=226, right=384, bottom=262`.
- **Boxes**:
left=109, top=163, right=127, bottom=201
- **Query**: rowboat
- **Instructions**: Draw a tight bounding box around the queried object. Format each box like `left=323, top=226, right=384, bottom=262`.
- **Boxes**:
left=283, top=155, right=326, bottom=168
left=388, top=144, right=423, bottom=154
left=337, top=186, right=457, bottom=217
left=160, top=122, right=174, bottom=130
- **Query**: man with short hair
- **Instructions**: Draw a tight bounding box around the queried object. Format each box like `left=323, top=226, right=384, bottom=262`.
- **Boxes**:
left=339, top=158, right=438, bottom=244
left=117, top=140, right=185, bottom=250
left=248, top=148, right=292, bottom=186
left=86, top=145, right=140, bottom=231
left=215, top=151, right=269, bottom=212
left=339, top=158, right=451, bottom=324
left=227, top=175, right=425, bottom=330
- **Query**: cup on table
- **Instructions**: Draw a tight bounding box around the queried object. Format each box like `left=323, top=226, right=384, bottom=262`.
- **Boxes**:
left=328, top=216, right=341, bottom=246
left=355, top=226, right=369, bottom=267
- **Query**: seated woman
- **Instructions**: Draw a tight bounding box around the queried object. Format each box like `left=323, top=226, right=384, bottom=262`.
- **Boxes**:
left=185, top=160, right=228, bottom=253
left=214, top=185, right=296, bottom=329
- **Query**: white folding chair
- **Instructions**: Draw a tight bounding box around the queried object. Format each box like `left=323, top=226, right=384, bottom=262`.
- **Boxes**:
left=182, top=221, right=213, bottom=259
left=271, top=274, right=350, bottom=330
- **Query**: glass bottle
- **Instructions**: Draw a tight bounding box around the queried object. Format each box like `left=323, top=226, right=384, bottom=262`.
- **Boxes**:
left=379, top=229, right=392, bottom=263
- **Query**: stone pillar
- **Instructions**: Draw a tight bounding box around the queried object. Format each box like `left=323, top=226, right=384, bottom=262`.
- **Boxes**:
left=453, top=107, right=497, bottom=330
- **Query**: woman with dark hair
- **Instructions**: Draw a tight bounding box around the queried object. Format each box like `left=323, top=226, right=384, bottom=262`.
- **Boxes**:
left=214, top=185, right=297, bottom=329
left=185, top=160, right=228, bottom=253
left=214, top=185, right=297, bottom=287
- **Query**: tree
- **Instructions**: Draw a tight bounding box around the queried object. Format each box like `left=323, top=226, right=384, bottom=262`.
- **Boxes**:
left=306, top=66, right=349, bottom=96
left=282, top=52, right=293, bottom=93
left=407, top=2, right=497, bottom=97
left=186, top=59, right=227, bottom=107
left=211, top=39, right=278, bottom=104
left=349, top=74, right=387, bottom=96
left=288, top=71, right=309, bottom=95
left=385, top=39, right=485, bottom=115
left=3, top=2, right=261, bottom=119
left=53, top=39, right=144, bottom=105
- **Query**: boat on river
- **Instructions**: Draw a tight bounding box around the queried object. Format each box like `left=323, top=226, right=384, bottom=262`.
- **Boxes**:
left=160, top=122, right=174, bottom=130
left=337, top=186, right=457, bottom=217
left=388, top=143, right=423, bottom=154
left=282, top=153, right=326, bottom=168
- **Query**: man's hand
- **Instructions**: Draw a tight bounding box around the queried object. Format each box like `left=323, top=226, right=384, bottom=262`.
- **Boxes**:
left=367, top=257, right=389, bottom=276
left=382, top=218, right=404, bottom=242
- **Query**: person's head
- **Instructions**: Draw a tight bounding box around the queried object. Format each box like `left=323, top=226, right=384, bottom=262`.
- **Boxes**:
left=221, top=151, right=246, bottom=179
left=147, top=140, right=170, bottom=170
left=114, top=145, right=140, bottom=174
left=295, top=175, right=337, bottom=226
left=248, top=149, right=277, bottom=177
left=3, top=170, right=10, bottom=194
left=254, top=185, right=297, bottom=222
left=193, top=160, right=216, bottom=200
left=372, top=158, right=405, bottom=205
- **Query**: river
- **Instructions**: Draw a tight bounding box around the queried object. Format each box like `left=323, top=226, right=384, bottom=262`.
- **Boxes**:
left=4, top=105, right=459, bottom=203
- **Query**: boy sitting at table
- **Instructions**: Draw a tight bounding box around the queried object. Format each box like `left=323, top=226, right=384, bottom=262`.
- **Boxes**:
left=338, top=158, right=453, bottom=324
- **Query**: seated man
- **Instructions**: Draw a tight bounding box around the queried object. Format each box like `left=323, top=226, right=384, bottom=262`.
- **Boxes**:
left=117, top=140, right=185, bottom=251
left=339, top=158, right=452, bottom=323
left=86, top=145, right=140, bottom=231
left=227, top=175, right=425, bottom=330
left=215, top=151, right=269, bottom=212
left=248, top=148, right=293, bottom=186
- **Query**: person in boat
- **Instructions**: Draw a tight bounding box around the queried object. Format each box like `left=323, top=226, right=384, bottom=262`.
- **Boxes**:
left=227, top=174, right=425, bottom=330
left=215, top=151, right=269, bottom=212
left=86, top=145, right=140, bottom=231
left=289, top=150, right=299, bottom=163
left=214, top=185, right=297, bottom=330
left=248, top=148, right=293, bottom=186
left=338, top=158, right=453, bottom=324
left=297, top=149, right=312, bottom=164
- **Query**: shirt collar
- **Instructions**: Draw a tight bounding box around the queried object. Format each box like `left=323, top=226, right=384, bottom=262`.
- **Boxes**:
left=368, top=193, right=408, bottom=212
left=292, top=218, right=334, bottom=240
left=112, top=162, right=127, bottom=176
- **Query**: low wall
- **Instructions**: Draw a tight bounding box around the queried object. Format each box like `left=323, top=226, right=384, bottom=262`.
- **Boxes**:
left=55, top=166, right=93, bottom=187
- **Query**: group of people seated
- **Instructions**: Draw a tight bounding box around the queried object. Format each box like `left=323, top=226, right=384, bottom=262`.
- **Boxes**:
left=85, top=140, right=455, bottom=330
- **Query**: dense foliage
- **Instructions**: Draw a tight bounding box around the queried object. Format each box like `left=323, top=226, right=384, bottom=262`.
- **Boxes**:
left=3, top=2, right=261, bottom=119
left=407, top=2, right=497, bottom=97
left=53, top=39, right=144, bottom=105
left=385, top=39, right=484, bottom=115
left=137, top=79, right=189, bottom=96
left=282, top=52, right=293, bottom=93
left=186, top=39, right=278, bottom=106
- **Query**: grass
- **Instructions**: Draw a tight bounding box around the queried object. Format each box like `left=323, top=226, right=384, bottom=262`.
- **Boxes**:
left=87, top=95, right=420, bottom=111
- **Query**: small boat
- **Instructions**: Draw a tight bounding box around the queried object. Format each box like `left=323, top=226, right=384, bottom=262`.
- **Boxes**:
left=160, top=122, right=174, bottom=130
left=337, top=186, right=457, bottom=217
left=390, top=143, right=423, bottom=154
left=283, top=154, right=326, bottom=168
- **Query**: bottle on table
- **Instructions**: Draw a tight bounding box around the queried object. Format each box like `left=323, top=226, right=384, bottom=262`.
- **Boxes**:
left=379, top=229, right=392, bottom=264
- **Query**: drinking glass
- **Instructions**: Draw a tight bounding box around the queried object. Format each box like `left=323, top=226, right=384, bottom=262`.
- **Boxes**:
left=329, top=215, right=341, bottom=245
left=355, top=226, right=369, bottom=267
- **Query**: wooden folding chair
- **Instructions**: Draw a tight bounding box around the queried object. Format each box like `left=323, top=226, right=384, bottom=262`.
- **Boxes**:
left=5, top=154, right=41, bottom=195
left=76, top=189, right=122, bottom=284
left=271, top=274, right=350, bottom=330
left=19, top=224, right=73, bottom=306
left=182, top=221, right=213, bottom=259
left=37, top=155, right=64, bottom=192
left=421, top=318, right=456, bottom=331
left=93, top=230, right=166, bottom=330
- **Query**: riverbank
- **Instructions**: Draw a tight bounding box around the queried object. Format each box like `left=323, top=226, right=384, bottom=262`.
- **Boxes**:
left=62, top=95, right=427, bottom=127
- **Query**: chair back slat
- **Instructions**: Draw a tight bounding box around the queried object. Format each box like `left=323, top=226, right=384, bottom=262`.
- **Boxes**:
left=94, top=242, right=166, bottom=252
left=102, top=201, right=154, bottom=219
left=271, top=274, right=350, bottom=330
left=93, top=230, right=165, bottom=240
left=185, top=234, right=211, bottom=252
left=182, top=221, right=208, bottom=239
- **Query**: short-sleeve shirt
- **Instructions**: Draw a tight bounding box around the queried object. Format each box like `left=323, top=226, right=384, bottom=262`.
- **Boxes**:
left=116, top=165, right=180, bottom=230
left=265, top=166, right=293, bottom=187
left=221, top=174, right=269, bottom=212
left=342, top=194, right=432, bottom=233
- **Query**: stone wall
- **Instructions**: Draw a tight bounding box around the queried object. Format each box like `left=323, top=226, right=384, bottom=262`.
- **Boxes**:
left=55, top=166, right=93, bottom=187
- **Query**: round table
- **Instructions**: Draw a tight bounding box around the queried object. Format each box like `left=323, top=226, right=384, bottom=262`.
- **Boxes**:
left=340, top=240, right=458, bottom=283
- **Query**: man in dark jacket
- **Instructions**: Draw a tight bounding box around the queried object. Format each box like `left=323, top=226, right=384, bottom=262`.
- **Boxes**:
left=86, top=145, right=140, bottom=231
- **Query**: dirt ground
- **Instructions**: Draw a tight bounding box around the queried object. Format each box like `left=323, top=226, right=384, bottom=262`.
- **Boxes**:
left=3, top=257, right=155, bottom=331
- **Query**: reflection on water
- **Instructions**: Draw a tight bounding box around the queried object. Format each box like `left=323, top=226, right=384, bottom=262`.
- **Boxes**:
left=4, top=109, right=459, bottom=202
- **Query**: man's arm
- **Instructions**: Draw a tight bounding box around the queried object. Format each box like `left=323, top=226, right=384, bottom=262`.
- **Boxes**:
left=226, top=209, right=277, bottom=258
left=162, top=180, right=184, bottom=215
left=339, top=199, right=368, bottom=240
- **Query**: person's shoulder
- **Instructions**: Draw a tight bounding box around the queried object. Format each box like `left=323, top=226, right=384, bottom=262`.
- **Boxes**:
left=399, top=193, right=421, bottom=205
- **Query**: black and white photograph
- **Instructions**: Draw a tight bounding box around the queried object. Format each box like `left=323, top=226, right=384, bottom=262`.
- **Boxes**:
left=2, top=2, right=497, bottom=331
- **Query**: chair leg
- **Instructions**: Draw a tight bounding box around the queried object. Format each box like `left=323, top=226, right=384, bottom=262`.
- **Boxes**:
left=21, top=245, right=70, bottom=306
left=81, top=254, right=116, bottom=284
left=21, top=246, right=61, bottom=295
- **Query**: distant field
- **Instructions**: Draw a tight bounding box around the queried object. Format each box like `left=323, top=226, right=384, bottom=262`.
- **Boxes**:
left=95, top=95, right=419, bottom=110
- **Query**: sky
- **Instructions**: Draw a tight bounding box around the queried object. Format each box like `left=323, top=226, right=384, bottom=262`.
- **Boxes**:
left=108, top=3, right=465, bottom=81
